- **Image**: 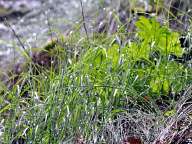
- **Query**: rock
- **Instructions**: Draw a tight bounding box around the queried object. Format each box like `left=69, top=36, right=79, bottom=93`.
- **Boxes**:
left=0, top=0, right=41, bottom=19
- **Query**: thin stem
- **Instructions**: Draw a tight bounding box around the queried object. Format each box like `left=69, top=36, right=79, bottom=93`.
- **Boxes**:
left=79, top=0, right=90, bottom=44
left=3, top=18, right=29, bottom=57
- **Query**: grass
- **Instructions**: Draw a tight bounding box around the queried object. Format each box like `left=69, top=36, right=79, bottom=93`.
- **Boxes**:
left=0, top=0, right=192, bottom=143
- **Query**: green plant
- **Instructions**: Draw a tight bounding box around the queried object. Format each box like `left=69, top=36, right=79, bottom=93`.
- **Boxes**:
left=1, top=14, right=191, bottom=144
left=76, top=16, right=189, bottom=96
left=121, top=16, right=189, bottom=95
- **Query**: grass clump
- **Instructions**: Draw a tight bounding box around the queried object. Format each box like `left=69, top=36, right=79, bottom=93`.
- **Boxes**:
left=0, top=15, right=192, bottom=143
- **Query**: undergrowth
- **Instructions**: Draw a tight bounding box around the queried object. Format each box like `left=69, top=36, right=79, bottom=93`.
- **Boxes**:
left=0, top=3, right=192, bottom=144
